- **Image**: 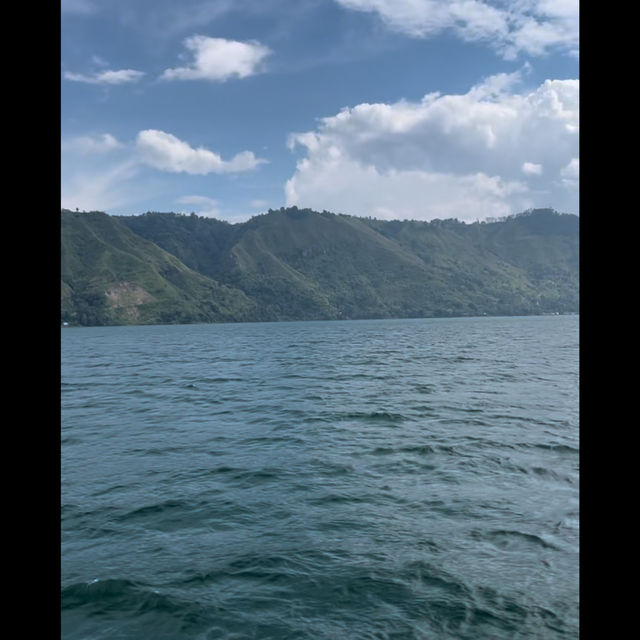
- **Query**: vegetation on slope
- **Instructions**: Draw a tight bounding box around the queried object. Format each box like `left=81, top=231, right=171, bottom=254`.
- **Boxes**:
left=61, top=210, right=255, bottom=326
left=62, top=206, right=578, bottom=326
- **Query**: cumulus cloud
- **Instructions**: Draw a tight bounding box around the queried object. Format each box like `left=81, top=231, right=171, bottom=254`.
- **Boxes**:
left=64, top=69, right=145, bottom=84
left=161, top=35, right=271, bottom=82
left=136, top=129, right=267, bottom=174
left=63, top=133, right=124, bottom=154
left=522, top=162, right=543, bottom=175
left=334, top=0, right=578, bottom=59
left=286, top=160, right=528, bottom=221
left=285, top=73, right=578, bottom=221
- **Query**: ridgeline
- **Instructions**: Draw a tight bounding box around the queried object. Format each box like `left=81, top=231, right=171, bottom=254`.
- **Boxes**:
left=61, top=206, right=578, bottom=326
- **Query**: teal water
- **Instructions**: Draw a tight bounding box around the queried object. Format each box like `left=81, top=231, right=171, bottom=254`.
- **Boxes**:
left=61, top=316, right=579, bottom=639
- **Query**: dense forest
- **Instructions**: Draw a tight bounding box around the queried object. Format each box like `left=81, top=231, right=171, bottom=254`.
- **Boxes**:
left=61, top=206, right=578, bottom=326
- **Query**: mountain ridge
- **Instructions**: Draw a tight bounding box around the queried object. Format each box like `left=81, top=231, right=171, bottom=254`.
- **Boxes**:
left=61, top=206, right=578, bottom=326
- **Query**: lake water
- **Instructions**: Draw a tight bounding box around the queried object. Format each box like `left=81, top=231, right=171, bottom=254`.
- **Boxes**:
left=61, top=316, right=579, bottom=639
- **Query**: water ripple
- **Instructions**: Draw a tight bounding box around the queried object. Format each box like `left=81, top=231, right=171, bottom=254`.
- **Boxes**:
left=62, top=316, right=579, bottom=639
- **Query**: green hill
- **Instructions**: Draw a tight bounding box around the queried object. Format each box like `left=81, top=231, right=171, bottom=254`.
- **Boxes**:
left=61, top=210, right=256, bottom=326
left=61, top=206, right=578, bottom=326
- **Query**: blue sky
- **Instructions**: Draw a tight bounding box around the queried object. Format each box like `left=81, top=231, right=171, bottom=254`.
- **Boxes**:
left=61, top=0, right=578, bottom=223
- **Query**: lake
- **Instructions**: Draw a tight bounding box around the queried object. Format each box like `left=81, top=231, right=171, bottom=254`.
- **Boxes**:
left=61, top=315, right=579, bottom=639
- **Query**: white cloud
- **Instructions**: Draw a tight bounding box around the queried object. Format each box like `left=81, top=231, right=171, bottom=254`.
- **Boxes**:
left=176, top=195, right=260, bottom=222
left=522, top=162, right=543, bottom=175
left=560, top=157, right=579, bottom=188
left=561, top=157, right=579, bottom=178
left=176, top=195, right=219, bottom=207
left=61, top=159, right=141, bottom=212
left=286, top=160, right=528, bottom=221
left=161, top=35, right=271, bottom=82
left=505, top=15, right=577, bottom=59
left=285, top=74, right=578, bottom=221
left=337, top=0, right=507, bottom=39
left=61, top=130, right=267, bottom=215
left=64, top=69, right=145, bottom=84
left=334, top=0, right=578, bottom=59
left=63, top=133, right=124, bottom=154
left=175, top=195, right=222, bottom=218
left=136, top=129, right=267, bottom=174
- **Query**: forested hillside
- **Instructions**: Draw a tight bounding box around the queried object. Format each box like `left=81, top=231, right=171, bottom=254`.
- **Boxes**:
left=61, top=207, right=578, bottom=326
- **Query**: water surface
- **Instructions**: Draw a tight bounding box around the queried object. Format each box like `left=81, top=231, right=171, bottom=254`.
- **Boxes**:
left=61, top=316, right=579, bottom=639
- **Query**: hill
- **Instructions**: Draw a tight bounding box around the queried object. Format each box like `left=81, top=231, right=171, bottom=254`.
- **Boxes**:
left=61, top=207, right=578, bottom=326
left=61, top=210, right=256, bottom=326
